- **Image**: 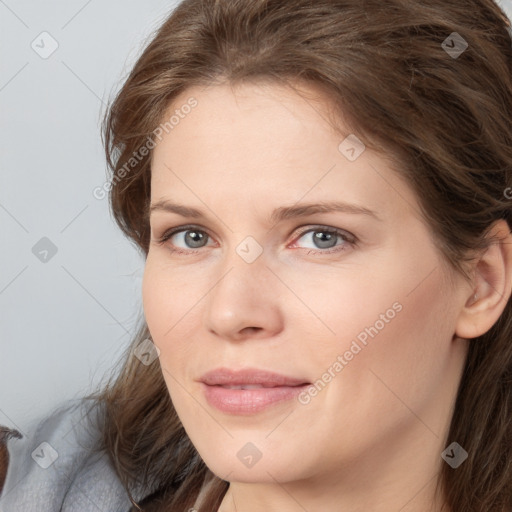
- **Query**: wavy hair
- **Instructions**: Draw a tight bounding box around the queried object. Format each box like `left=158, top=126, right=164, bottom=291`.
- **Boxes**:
left=83, top=0, right=512, bottom=510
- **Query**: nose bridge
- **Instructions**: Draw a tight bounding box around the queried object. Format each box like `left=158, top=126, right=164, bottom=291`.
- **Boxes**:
left=209, top=235, right=269, bottom=309
left=217, top=233, right=268, bottom=288
left=203, top=236, right=282, bottom=338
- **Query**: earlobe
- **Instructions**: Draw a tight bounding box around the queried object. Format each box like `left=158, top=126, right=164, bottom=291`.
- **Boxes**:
left=455, top=219, right=512, bottom=340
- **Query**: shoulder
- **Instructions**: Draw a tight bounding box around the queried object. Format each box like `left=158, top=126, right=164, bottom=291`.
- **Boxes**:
left=0, top=397, right=148, bottom=511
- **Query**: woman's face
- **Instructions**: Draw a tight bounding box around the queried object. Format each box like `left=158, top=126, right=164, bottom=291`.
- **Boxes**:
left=142, top=81, right=470, bottom=489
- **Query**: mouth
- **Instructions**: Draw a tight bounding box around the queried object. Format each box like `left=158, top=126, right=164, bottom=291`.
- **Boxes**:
left=198, top=367, right=311, bottom=414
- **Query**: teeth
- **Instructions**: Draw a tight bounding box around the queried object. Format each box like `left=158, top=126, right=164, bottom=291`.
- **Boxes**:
left=221, top=385, right=264, bottom=390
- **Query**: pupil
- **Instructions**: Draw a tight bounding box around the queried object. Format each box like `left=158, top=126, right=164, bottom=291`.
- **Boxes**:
left=186, top=231, right=204, bottom=248
left=314, top=231, right=335, bottom=248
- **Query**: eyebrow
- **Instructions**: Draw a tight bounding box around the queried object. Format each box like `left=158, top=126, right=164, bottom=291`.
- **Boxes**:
left=149, top=199, right=382, bottom=224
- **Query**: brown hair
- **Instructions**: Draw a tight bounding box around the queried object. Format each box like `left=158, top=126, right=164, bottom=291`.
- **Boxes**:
left=83, top=0, right=512, bottom=510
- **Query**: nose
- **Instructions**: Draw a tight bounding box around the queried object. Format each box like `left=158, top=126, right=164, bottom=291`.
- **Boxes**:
left=202, top=246, right=284, bottom=342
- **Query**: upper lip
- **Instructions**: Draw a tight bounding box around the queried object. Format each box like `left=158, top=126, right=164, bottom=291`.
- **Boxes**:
left=199, top=367, right=310, bottom=387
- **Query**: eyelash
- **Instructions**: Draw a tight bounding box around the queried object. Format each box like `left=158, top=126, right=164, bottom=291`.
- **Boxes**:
left=153, top=224, right=357, bottom=256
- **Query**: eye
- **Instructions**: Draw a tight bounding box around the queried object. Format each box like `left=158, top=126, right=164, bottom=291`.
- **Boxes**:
left=290, top=226, right=356, bottom=255
left=154, top=225, right=213, bottom=253
left=152, top=224, right=357, bottom=256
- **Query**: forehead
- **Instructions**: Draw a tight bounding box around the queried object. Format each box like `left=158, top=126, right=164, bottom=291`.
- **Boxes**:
left=150, top=82, right=419, bottom=223
left=155, top=82, right=337, bottom=157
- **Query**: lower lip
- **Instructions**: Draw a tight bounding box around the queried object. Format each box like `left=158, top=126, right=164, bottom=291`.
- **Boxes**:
left=201, top=383, right=311, bottom=414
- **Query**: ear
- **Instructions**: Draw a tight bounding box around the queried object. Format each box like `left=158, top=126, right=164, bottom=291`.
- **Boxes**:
left=455, top=219, right=512, bottom=339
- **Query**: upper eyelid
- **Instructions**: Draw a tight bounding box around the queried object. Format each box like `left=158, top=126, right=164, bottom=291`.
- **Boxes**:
left=157, top=224, right=349, bottom=236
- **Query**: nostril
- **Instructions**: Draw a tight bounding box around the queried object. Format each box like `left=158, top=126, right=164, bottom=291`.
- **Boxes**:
left=241, top=326, right=262, bottom=335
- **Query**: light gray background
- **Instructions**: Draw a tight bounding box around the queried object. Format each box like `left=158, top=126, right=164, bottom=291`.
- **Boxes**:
left=0, top=0, right=180, bottom=436
left=1, top=0, right=512, bottom=436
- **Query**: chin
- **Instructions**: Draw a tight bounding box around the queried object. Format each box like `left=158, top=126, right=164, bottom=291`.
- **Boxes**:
left=196, top=441, right=308, bottom=484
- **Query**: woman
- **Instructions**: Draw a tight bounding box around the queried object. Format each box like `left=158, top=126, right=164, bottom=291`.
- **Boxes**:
left=1, top=0, right=512, bottom=510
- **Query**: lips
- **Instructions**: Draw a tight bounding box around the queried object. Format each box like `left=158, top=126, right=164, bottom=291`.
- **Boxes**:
left=198, top=368, right=312, bottom=414
left=199, top=367, right=310, bottom=387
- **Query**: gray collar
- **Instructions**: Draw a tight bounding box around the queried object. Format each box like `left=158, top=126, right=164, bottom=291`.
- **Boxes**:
left=0, top=398, right=152, bottom=512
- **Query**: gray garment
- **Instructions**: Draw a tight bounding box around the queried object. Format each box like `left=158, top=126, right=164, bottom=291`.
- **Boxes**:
left=0, top=398, right=150, bottom=511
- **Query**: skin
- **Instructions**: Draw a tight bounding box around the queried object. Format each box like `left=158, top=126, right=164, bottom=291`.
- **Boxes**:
left=142, top=81, right=512, bottom=512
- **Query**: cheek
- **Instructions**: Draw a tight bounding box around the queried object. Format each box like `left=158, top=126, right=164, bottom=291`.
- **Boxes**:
left=142, top=257, right=180, bottom=353
left=292, top=242, right=453, bottom=394
left=278, top=265, right=406, bottom=368
left=141, top=257, right=164, bottom=334
left=143, top=256, right=187, bottom=331
left=141, top=256, right=202, bottom=362
left=315, top=265, right=456, bottom=434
